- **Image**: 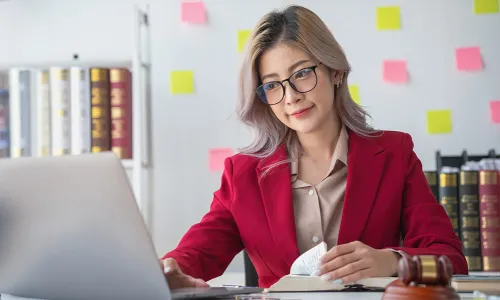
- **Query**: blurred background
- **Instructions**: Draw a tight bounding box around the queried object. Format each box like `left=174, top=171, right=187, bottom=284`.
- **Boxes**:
left=0, top=0, right=499, bottom=283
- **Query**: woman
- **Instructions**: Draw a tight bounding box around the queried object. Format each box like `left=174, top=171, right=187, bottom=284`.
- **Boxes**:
left=162, top=5, right=468, bottom=289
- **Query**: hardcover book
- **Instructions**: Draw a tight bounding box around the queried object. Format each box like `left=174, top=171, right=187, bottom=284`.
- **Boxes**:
left=268, top=242, right=397, bottom=292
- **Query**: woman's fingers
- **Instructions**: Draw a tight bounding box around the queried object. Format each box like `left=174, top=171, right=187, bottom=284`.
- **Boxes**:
left=319, top=251, right=361, bottom=275
left=161, top=258, right=210, bottom=289
left=326, top=259, right=370, bottom=283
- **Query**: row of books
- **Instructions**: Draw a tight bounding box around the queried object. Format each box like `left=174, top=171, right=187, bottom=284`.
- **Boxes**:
left=0, top=66, right=133, bottom=159
left=424, top=158, right=500, bottom=272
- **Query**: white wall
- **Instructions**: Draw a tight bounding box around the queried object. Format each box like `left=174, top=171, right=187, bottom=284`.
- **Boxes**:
left=1, top=0, right=499, bottom=275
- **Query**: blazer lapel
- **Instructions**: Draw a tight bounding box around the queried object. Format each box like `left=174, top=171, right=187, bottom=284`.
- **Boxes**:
left=338, top=131, right=387, bottom=245
left=257, top=145, right=300, bottom=268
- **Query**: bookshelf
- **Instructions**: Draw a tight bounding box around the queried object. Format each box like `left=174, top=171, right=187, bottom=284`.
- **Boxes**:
left=0, top=5, right=152, bottom=225
left=435, top=149, right=499, bottom=171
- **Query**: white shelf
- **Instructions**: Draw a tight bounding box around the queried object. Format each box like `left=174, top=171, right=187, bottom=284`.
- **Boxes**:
left=121, top=159, right=133, bottom=169
left=122, top=159, right=134, bottom=169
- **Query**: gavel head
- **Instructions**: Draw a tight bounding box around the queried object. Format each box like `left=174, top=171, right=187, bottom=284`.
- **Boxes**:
left=398, top=255, right=454, bottom=286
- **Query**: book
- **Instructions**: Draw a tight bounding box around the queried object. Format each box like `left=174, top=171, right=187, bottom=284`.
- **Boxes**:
left=90, top=68, right=111, bottom=153
left=50, top=68, right=71, bottom=156
left=451, top=274, right=500, bottom=293
left=110, top=68, right=133, bottom=159
left=459, top=169, right=482, bottom=271
left=36, top=70, right=51, bottom=157
left=479, top=169, right=500, bottom=271
left=267, top=242, right=397, bottom=292
left=0, top=72, right=9, bottom=158
left=439, top=167, right=460, bottom=237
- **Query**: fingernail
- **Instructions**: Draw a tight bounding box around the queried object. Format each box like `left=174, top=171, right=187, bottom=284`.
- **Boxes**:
left=320, top=274, right=331, bottom=281
left=332, top=279, right=343, bottom=284
left=311, top=270, right=320, bottom=276
left=164, top=266, right=171, bottom=273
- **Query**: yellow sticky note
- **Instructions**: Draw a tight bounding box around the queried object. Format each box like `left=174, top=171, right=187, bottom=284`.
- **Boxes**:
left=376, top=6, right=401, bottom=30
left=426, top=110, right=452, bottom=134
left=170, top=70, right=194, bottom=94
left=237, top=30, right=252, bottom=53
left=474, top=0, right=499, bottom=14
left=348, top=85, right=360, bottom=104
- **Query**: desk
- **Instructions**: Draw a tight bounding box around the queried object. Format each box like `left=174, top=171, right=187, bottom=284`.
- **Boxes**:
left=0, top=292, right=478, bottom=300
left=266, top=292, right=476, bottom=300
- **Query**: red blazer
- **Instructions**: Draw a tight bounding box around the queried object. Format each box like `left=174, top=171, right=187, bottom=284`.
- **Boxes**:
left=163, top=130, right=468, bottom=288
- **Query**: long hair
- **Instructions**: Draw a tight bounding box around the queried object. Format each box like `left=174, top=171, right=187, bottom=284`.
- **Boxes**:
left=237, top=5, right=379, bottom=165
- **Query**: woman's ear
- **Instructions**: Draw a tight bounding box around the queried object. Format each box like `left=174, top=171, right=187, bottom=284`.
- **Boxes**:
left=330, top=70, right=344, bottom=86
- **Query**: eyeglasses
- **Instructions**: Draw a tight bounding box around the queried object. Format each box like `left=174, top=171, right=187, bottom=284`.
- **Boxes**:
left=255, top=63, right=322, bottom=105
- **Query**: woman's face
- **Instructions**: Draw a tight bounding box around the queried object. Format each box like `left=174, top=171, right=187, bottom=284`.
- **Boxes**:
left=257, top=43, right=340, bottom=134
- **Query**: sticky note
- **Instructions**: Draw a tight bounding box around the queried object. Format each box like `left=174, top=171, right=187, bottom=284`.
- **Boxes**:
left=181, top=1, right=206, bottom=24
left=383, top=60, right=408, bottom=83
left=490, top=100, right=500, bottom=123
left=170, top=70, right=194, bottom=94
left=474, top=0, right=499, bottom=14
left=456, top=47, right=483, bottom=71
left=376, top=6, right=401, bottom=30
left=348, top=85, right=360, bottom=104
left=427, top=110, right=452, bottom=134
left=209, top=148, right=233, bottom=172
left=237, top=30, right=252, bottom=53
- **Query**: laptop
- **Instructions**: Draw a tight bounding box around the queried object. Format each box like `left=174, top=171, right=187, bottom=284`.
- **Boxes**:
left=0, top=152, right=262, bottom=300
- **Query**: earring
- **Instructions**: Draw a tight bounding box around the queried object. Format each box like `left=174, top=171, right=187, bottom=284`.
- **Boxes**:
left=336, top=76, right=343, bottom=88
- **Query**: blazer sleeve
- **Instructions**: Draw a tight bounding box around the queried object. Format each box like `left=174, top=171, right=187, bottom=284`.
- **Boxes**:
left=162, top=157, right=244, bottom=281
left=390, top=133, right=469, bottom=274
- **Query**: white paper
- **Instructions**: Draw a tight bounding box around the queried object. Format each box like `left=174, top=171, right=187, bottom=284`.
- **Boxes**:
left=290, top=242, right=327, bottom=275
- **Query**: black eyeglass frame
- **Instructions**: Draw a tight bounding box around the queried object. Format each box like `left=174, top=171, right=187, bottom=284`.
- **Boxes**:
left=255, top=62, right=323, bottom=105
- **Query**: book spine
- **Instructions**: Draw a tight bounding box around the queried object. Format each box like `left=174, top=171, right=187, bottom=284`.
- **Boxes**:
left=38, top=70, right=51, bottom=157
left=479, top=170, right=500, bottom=271
left=110, top=68, right=133, bottom=159
left=440, top=172, right=460, bottom=237
left=459, top=170, right=482, bottom=271
left=424, top=171, right=439, bottom=202
left=90, top=68, right=111, bottom=153
left=50, top=68, right=71, bottom=156
left=8, top=69, right=21, bottom=158
left=79, top=69, right=91, bottom=154
left=0, top=73, right=9, bottom=158
left=70, top=67, right=91, bottom=155
left=19, top=70, right=31, bottom=157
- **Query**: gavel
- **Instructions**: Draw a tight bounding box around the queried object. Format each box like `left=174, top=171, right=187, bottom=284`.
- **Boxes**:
left=382, top=255, right=460, bottom=300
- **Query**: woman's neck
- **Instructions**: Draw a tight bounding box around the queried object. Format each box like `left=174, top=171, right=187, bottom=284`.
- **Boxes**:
left=297, top=115, right=341, bottom=161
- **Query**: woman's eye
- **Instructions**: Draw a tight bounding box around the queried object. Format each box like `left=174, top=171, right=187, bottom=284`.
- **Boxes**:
left=295, top=68, right=312, bottom=79
left=264, top=83, right=277, bottom=90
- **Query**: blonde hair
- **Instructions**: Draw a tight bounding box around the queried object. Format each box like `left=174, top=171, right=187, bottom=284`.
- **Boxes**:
left=237, top=5, right=379, bottom=162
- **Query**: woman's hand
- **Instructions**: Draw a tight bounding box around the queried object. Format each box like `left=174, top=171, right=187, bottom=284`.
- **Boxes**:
left=316, top=241, right=399, bottom=284
left=161, top=258, right=210, bottom=289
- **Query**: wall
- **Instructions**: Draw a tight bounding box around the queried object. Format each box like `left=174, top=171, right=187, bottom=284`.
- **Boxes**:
left=1, top=0, right=499, bottom=275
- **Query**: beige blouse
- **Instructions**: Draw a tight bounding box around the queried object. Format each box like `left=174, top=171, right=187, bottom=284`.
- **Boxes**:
left=291, top=125, right=349, bottom=255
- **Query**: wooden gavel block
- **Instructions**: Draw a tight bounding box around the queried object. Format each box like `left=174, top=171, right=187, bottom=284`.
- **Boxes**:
left=382, top=254, right=460, bottom=300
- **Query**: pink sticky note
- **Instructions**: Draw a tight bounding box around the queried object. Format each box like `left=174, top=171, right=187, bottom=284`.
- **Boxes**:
left=181, top=1, right=206, bottom=24
left=209, top=148, right=233, bottom=172
left=383, top=60, right=407, bottom=83
left=456, top=47, right=483, bottom=71
left=490, top=100, right=500, bottom=124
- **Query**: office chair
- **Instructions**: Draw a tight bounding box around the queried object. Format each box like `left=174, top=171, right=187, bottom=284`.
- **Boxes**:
left=243, top=250, right=259, bottom=287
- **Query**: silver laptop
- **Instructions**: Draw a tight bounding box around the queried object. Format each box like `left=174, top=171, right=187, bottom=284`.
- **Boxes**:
left=0, top=152, right=262, bottom=300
